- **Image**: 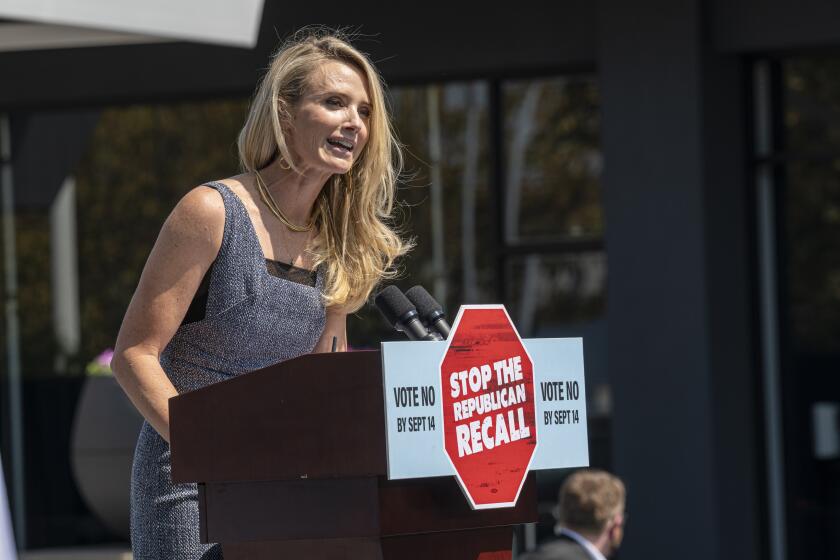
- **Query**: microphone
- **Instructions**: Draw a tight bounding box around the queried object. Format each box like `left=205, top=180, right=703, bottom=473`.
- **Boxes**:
left=405, top=285, right=451, bottom=339
left=374, top=285, right=440, bottom=341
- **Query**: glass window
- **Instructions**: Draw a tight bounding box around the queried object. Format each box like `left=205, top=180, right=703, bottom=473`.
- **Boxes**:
left=348, top=82, right=495, bottom=346
left=782, top=57, right=840, bottom=352
left=783, top=159, right=840, bottom=352
left=502, top=76, right=602, bottom=243
left=784, top=57, right=840, bottom=156
left=763, top=54, right=840, bottom=559
left=350, top=76, right=606, bottom=345
left=504, top=252, right=606, bottom=337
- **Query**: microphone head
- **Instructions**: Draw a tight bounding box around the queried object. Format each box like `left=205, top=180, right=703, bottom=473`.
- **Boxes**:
left=405, top=285, right=444, bottom=320
left=374, top=285, right=418, bottom=327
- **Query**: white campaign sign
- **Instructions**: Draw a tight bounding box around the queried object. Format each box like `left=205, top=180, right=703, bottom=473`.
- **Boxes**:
left=381, top=341, right=449, bottom=479
left=528, top=339, right=590, bottom=470
left=381, top=338, right=589, bottom=480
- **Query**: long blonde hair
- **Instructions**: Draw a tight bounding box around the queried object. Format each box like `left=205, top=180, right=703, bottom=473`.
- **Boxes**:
left=237, top=28, right=411, bottom=312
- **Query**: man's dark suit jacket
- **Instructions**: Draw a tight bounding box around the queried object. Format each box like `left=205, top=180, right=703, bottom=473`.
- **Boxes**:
left=518, top=534, right=592, bottom=560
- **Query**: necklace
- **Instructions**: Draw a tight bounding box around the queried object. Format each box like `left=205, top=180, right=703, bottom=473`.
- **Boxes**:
left=253, top=170, right=314, bottom=232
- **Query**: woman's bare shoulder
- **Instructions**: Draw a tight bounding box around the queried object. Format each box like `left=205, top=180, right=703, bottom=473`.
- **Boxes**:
left=161, top=185, right=227, bottom=255
left=177, top=184, right=225, bottom=218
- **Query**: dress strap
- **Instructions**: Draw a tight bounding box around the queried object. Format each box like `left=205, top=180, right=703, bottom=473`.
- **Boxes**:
left=199, top=181, right=262, bottom=315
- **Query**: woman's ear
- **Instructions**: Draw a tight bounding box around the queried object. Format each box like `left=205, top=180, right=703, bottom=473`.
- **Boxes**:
left=276, top=99, right=295, bottom=131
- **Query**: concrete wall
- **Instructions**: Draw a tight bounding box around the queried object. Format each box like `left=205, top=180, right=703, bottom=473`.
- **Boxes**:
left=715, top=0, right=840, bottom=52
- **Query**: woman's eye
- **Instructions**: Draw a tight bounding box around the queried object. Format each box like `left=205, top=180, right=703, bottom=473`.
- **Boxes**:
left=327, top=98, right=343, bottom=107
left=360, top=108, right=371, bottom=118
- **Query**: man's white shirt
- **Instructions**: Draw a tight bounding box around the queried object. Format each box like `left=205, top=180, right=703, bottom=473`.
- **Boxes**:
left=555, top=527, right=607, bottom=560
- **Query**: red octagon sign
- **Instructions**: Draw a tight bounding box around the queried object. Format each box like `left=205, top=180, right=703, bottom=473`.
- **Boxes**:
left=440, top=305, right=537, bottom=509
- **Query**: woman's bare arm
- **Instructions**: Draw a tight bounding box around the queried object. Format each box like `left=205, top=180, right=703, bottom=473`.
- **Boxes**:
left=111, top=186, right=225, bottom=442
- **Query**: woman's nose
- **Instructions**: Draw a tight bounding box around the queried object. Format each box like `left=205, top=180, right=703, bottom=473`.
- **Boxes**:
left=344, top=107, right=364, bottom=130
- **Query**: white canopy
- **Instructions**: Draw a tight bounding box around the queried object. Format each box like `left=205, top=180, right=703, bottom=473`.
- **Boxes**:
left=0, top=0, right=264, bottom=51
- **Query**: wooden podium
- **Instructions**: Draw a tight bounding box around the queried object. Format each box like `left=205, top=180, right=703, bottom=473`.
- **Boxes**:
left=169, top=350, right=537, bottom=559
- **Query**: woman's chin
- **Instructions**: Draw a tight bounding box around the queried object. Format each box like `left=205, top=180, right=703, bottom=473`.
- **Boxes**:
left=325, top=158, right=353, bottom=174
left=312, top=151, right=353, bottom=175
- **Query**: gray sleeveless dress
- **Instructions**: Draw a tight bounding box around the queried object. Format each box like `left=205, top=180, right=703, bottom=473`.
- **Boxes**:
left=130, top=181, right=326, bottom=559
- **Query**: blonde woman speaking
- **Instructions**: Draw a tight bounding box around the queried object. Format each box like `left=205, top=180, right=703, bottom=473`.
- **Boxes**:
left=112, top=29, right=410, bottom=559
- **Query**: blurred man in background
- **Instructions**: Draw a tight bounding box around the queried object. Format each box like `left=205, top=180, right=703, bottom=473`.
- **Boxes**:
left=521, top=469, right=626, bottom=560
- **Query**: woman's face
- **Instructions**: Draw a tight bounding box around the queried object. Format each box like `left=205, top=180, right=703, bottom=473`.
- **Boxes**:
left=288, top=60, right=372, bottom=176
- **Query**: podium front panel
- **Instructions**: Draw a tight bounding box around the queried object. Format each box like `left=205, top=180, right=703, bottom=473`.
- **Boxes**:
left=200, top=475, right=537, bottom=543
left=170, top=351, right=387, bottom=483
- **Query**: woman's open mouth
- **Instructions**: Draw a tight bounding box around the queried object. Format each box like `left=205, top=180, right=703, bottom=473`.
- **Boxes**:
left=327, top=137, right=354, bottom=155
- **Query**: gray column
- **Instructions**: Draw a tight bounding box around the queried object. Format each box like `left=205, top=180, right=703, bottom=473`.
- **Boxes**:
left=598, top=1, right=761, bottom=558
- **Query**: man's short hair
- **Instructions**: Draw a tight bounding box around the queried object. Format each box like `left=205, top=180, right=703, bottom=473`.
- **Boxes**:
left=556, top=469, right=625, bottom=535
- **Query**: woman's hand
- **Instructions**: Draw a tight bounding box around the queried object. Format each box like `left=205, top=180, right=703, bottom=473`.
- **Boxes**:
left=312, top=306, right=348, bottom=352
left=111, top=186, right=225, bottom=442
